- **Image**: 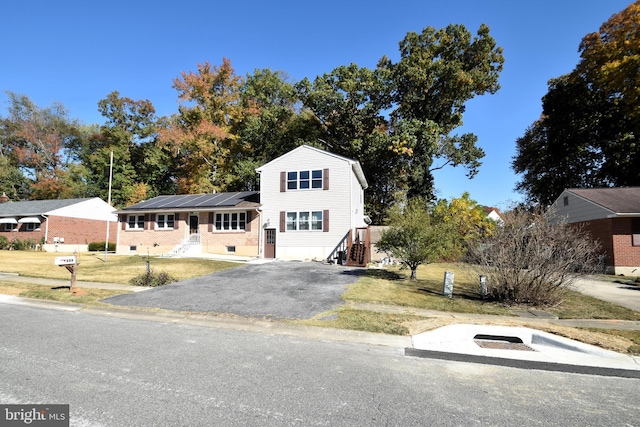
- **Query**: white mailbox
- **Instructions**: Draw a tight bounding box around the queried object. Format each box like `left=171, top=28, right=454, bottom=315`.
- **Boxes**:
left=54, top=256, right=76, bottom=266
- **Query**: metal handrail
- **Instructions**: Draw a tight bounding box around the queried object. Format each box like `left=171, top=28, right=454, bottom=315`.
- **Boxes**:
left=327, top=230, right=351, bottom=264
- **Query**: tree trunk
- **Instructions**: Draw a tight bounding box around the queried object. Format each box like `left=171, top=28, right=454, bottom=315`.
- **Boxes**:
left=409, top=268, right=417, bottom=281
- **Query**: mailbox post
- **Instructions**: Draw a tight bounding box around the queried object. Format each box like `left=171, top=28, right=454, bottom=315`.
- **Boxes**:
left=54, top=251, right=79, bottom=291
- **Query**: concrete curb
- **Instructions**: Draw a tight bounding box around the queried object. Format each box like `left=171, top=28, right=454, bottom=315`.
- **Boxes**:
left=405, top=348, right=640, bottom=379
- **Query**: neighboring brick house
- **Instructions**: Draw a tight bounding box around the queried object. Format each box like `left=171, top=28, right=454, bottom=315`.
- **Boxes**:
left=0, top=193, right=117, bottom=251
left=116, top=145, right=371, bottom=264
left=551, top=188, right=640, bottom=275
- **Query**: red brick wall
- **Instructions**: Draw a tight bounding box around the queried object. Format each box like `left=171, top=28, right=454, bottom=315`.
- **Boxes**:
left=117, top=211, right=260, bottom=256
left=0, top=216, right=112, bottom=245
left=578, top=218, right=640, bottom=268
left=611, top=217, right=640, bottom=267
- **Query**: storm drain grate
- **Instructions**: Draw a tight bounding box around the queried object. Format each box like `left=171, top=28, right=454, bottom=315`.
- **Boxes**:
left=473, top=334, right=535, bottom=351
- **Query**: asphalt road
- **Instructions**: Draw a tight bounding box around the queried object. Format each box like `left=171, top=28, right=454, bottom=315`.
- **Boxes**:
left=1, top=304, right=639, bottom=426
left=103, top=261, right=365, bottom=319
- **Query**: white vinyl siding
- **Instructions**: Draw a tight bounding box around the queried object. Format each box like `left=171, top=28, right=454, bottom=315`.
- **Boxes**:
left=257, top=145, right=366, bottom=259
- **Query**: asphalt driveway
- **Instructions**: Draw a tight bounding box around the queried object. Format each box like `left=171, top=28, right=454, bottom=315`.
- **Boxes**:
left=102, top=261, right=365, bottom=320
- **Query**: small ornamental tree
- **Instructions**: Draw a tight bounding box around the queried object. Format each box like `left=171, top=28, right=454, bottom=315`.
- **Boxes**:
left=466, top=206, right=601, bottom=306
left=376, top=198, right=454, bottom=280
left=431, top=192, right=496, bottom=261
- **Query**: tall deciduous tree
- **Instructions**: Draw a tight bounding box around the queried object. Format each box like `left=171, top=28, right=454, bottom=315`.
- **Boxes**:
left=233, top=68, right=306, bottom=191
left=297, top=24, right=504, bottom=223
left=295, top=64, right=401, bottom=223
left=74, top=91, right=168, bottom=207
left=159, top=58, right=244, bottom=193
left=388, top=24, right=502, bottom=200
left=0, top=92, right=83, bottom=199
left=512, top=75, right=613, bottom=205
left=513, top=2, right=640, bottom=204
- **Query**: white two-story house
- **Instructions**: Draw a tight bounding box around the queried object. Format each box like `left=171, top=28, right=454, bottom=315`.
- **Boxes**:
left=116, top=145, right=371, bottom=264
left=256, top=145, right=369, bottom=262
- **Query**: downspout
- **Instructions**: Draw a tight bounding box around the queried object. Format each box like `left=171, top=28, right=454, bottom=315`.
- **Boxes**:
left=256, top=207, right=263, bottom=258
left=43, top=215, right=49, bottom=245
left=256, top=169, right=263, bottom=258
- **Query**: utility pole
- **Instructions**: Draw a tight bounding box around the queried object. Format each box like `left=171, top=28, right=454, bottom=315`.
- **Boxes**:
left=105, top=150, right=114, bottom=261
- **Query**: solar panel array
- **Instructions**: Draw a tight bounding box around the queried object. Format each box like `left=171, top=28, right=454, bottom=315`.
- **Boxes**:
left=122, top=192, right=259, bottom=211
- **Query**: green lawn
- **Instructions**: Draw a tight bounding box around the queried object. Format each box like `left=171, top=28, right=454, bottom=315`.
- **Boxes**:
left=342, top=263, right=640, bottom=321
left=0, top=251, right=239, bottom=283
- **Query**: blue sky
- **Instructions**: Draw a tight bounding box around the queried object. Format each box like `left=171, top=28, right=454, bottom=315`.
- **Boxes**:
left=1, top=0, right=633, bottom=208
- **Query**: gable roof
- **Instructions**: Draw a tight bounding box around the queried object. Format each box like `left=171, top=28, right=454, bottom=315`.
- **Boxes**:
left=118, top=192, right=260, bottom=212
left=256, top=145, right=368, bottom=189
left=566, top=188, right=640, bottom=214
left=482, top=206, right=504, bottom=221
left=0, top=198, right=96, bottom=217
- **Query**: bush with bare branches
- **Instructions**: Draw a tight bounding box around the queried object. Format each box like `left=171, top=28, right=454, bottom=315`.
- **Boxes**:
left=466, top=207, right=601, bottom=306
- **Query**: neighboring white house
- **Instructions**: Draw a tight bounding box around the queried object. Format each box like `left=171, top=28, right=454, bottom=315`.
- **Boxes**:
left=256, top=145, right=370, bottom=262
left=482, top=206, right=504, bottom=225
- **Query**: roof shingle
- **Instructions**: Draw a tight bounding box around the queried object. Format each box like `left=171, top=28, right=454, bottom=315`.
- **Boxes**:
left=568, top=187, right=640, bottom=213
left=0, top=198, right=94, bottom=217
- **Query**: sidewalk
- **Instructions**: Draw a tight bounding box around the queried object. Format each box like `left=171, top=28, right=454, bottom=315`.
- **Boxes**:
left=572, top=277, right=640, bottom=312
left=348, top=302, right=640, bottom=331
left=0, top=272, right=145, bottom=292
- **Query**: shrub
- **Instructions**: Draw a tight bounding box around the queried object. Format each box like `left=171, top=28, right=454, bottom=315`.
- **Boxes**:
left=466, top=206, right=601, bottom=306
left=88, top=241, right=116, bottom=252
left=10, top=238, right=39, bottom=251
left=129, top=270, right=177, bottom=287
left=0, top=236, right=9, bottom=250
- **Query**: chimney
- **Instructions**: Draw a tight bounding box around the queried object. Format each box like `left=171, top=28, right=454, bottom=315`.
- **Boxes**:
left=0, top=192, right=8, bottom=203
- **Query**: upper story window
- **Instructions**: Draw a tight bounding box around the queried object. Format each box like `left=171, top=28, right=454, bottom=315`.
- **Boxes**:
left=287, top=170, right=323, bottom=190
left=215, top=212, right=246, bottom=231
left=127, top=214, right=145, bottom=230
left=156, top=214, right=175, bottom=229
